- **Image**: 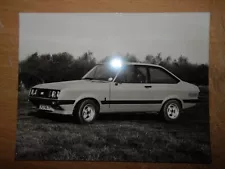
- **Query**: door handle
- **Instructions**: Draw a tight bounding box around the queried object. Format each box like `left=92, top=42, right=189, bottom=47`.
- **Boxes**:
left=144, top=85, right=152, bottom=88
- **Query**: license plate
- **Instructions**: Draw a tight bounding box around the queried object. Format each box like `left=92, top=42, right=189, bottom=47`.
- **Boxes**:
left=39, top=105, right=53, bottom=111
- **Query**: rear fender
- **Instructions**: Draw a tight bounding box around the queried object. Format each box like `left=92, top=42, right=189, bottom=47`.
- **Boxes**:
left=161, top=95, right=183, bottom=110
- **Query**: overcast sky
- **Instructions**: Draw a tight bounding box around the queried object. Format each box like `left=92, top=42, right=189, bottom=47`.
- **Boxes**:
left=19, top=12, right=210, bottom=64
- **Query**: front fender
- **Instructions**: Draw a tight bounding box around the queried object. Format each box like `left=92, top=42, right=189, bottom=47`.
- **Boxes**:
left=73, top=93, right=102, bottom=107
left=57, top=83, right=109, bottom=111
left=58, top=89, right=103, bottom=107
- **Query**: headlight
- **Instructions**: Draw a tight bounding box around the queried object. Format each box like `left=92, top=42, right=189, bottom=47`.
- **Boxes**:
left=30, top=88, right=37, bottom=96
left=48, top=90, right=60, bottom=98
left=56, top=91, right=60, bottom=98
left=29, top=89, right=32, bottom=95
left=51, top=91, right=56, bottom=98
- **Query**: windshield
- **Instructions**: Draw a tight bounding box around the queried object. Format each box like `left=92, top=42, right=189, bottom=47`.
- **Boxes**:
left=82, top=64, right=120, bottom=81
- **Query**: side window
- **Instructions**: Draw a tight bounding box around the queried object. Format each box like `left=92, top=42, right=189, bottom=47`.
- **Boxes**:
left=135, top=66, right=148, bottom=83
left=115, top=65, right=148, bottom=83
left=149, top=67, right=179, bottom=84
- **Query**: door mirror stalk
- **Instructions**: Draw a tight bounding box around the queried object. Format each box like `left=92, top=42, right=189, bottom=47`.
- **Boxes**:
left=115, top=81, right=122, bottom=86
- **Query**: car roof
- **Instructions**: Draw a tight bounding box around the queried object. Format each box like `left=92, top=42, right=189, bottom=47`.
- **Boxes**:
left=124, top=62, right=161, bottom=67
left=97, top=61, right=182, bottom=81
left=98, top=62, right=162, bottom=68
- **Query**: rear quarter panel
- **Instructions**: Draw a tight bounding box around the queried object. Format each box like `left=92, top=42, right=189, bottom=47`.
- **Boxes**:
left=152, top=81, right=199, bottom=111
left=167, top=81, right=199, bottom=109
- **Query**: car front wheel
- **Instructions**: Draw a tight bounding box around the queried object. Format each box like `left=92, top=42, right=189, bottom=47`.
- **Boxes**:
left=73, top=99, right=99, bottom=124
left=160, top=100, right=182, bottom=122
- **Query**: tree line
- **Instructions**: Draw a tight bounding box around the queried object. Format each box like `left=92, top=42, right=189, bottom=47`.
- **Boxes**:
left=19, top=51, right=208, bottom=90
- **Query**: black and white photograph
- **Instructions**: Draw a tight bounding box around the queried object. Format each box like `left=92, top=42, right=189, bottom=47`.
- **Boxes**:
left=16, top=12, right=211, bottom=163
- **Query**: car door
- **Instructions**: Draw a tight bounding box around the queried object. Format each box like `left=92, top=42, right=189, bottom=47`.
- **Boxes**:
left=109, top=65, right=154, bottom=112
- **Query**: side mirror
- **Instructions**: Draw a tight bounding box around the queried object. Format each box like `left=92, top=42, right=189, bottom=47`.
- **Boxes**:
left=108, top=77, right=113, bottom=82
left=114, top=78, right=123, bottom=84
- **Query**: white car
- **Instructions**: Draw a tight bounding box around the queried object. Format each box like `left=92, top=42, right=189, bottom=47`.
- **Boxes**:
left=28, top=60, right=200, bottom=124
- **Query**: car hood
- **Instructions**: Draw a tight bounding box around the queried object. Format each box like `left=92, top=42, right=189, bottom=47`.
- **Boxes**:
left=33, top=79, right=109, bottom=90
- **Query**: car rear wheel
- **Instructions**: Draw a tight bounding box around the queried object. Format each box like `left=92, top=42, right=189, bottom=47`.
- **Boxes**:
left=73, top=99, right=99, bottom=124
left=160, top=100, right=181, bottom=122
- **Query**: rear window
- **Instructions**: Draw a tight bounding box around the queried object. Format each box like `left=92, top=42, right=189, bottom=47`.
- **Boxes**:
left=149, top=67, right=179, bottom=84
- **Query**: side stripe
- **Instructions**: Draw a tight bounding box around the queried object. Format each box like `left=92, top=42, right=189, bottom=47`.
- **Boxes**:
left=183, top=99, right=199, bottom=103
left=101, top=100, right=163, bottom=104
left=101, top=99, right=200, bottom=104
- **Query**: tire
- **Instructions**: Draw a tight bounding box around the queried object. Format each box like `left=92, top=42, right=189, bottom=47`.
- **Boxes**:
left=73, top=99, right=99, bottom=124
left=160, top=100, right=182, bottom=122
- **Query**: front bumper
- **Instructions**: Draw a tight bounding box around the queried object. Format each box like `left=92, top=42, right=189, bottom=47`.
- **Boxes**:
left=29, top=97, right=75, bottom=115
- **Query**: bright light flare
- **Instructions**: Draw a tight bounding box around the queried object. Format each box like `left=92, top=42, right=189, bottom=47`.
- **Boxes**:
left=110, top=58, right=122, bottom=68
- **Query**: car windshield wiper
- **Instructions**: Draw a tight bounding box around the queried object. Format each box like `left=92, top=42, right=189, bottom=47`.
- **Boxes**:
left=93, top=78, right=109, bottom=82
left=82, top=77, right=94, bottom=80
left=83, top=77, right=110, bottom=82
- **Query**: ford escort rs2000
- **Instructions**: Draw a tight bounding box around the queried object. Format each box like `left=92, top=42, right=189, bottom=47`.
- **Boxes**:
left=28, top=59, right=200, bottom=124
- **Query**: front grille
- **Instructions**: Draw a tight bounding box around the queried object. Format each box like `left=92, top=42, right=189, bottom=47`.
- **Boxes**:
left=30, top=88, right=60, bottom=99
left=36, top=88, right=51, bottom=98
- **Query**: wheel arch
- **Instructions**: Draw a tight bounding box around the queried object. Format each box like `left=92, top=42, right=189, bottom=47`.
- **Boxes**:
left=160, top=96, right=183, bottom=112
left=73, top=97, right=100, bottom=115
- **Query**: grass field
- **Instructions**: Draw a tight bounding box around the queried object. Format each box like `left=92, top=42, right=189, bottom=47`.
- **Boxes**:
left=15, top=87, right=211, bottom=163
